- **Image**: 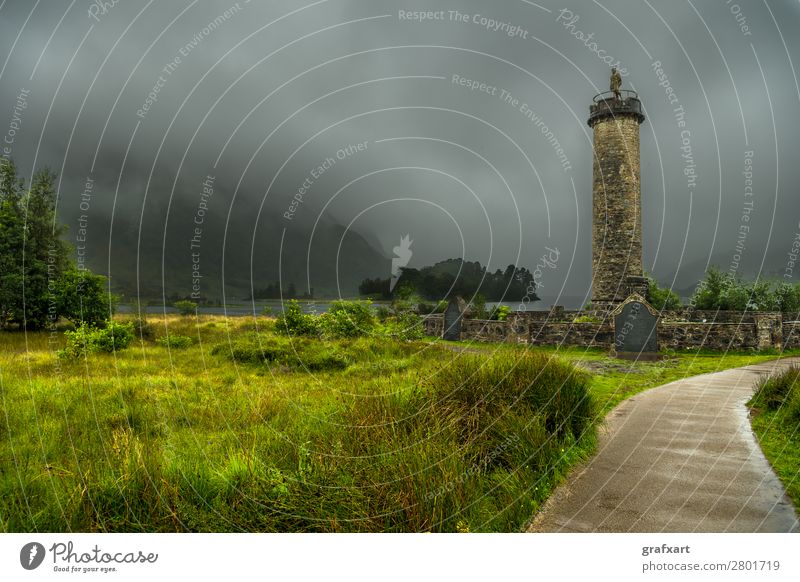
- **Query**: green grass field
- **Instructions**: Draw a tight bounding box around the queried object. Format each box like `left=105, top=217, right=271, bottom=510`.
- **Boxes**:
left=0, top=315, right=789, bottom=532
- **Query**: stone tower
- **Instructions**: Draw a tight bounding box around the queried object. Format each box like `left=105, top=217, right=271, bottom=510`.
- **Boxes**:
left=588, top=82, right=647, bottom=312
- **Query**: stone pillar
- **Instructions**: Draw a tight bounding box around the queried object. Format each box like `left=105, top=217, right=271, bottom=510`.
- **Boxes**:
left=588, top=91, right=646, bottom=311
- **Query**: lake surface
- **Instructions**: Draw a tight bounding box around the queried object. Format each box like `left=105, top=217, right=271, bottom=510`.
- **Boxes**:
left=117, top=300, right=541, bottom=316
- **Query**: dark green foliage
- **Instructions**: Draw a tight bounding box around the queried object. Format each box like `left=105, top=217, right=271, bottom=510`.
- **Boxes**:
left=59, top=321, right=135, bottom=358
left=0, top=160, right=24, bottom=327
left=691, top=267, right=800, bottom=312
left=54, top=266, right=116, bottom=326
left=274, top=299, right=318, bottom=336
left=0, top=159, right=111, bottom=329
left=212, top=334, right=349, bottom=371
left=360, top=259, right=539, bottom=302
left=469, top=293, right=488, bottom=319
left=318, top=300, right=375, bottom=338
left=0, top=162, right=70, bottom=329
left=173, top=300, right=198, bottom=316
left=646, top=275, right=681, bottom=311
left=131, top=317, right=155, bottom=341
left=415, top=300, right=447, bottom=315
left=384, top=311, right=425, bottom=340
left=249, top=281, right=312, bottom=300
left=490, top=305, right=512, bottom=321
left=156, top=334, right=193, bottom=349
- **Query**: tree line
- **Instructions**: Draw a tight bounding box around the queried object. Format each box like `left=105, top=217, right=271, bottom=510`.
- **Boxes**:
left=646, top=267, right=800, bottom=312
left=0, top=159, right=112, bottom=330
left=359, top=258, right=539, bottom=302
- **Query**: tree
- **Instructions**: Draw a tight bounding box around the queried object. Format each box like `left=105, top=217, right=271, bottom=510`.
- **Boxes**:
left=174, top=300, right=198, bottom=316
left=54, top=267, right=116, bottom=326
left=0, top=159, right=24, bottom=327
left=646, top=275, right=681, bottom=311
left=0, top=163, right=71, bottom=329
left=20, top=168, right=70, bottom=329
left=691, top=267, right=800, bottom=312
left=691, top=267, right=735, bottom=310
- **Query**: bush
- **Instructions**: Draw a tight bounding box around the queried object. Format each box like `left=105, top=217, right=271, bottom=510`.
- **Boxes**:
left=691, top=267, right=800, bottom=312
left=375, top=305, right=391, bottom=322
left=383, top=312, right=425, bottom=341
left=174, top=300, right=197, bottom=316
left=275, top=300, right=318, bottom=336
left=317, top=300, right=375, bottom=339
left=131, top=317, right=155, bottom=341
left=156, top=334, right=193, bottom=349
left=261, top=306, right=274, bottom=317
left=211, top=334, right=349, bottom=371
left=646, top=275, right=681, bottom=311
left=468, top=293, right=488, bottom=319
left=54, top=267, right=117, bottom=326
left=59, top=321, right=135, bottom=358
left=490, top=305, right=512, bottom=321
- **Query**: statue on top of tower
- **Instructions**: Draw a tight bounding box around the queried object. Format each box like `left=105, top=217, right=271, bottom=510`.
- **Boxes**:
left=610, top=67, right=622, bottom=99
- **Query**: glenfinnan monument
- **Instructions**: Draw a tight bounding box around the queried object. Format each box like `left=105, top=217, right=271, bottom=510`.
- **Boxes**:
left=588, top=69, right=648, bottom=312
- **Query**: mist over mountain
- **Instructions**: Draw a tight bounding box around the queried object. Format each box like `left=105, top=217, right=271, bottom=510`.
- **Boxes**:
left=2, top=1, right=799, bottom=306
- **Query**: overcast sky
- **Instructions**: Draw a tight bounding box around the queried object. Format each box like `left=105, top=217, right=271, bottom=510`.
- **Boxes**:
left=2, top=0, right=799, bottom=304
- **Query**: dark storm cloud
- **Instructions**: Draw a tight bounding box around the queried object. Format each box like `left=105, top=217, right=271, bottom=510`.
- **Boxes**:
left=1, top=0, right=799, bottom=304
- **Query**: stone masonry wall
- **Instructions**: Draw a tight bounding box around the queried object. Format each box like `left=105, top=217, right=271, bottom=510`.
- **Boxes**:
left=782, top=321, right=800, bottom=349
left=422, top=311, right=794, bottom=351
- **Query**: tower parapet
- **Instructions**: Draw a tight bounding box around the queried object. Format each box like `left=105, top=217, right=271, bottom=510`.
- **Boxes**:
left=588, top=90, right=645, bottom=127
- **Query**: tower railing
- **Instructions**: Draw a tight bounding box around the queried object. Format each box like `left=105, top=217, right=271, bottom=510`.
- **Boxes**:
left=592, top=89, right=639, bottom=103
left=588, top=90, right=645, bottom=126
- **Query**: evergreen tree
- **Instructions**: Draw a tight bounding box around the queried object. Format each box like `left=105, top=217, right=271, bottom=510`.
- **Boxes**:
left=0, top=159, right=24, bottom=327
left=20, top=168, right=69, bottom=329
left=0, top=159, right=113, bottom=330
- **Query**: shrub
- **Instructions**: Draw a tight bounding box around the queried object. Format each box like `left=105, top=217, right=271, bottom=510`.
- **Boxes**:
left=317, top=300, right=375, bottom=339
left=211, top=334, right=349, bottom=371
left=383, top=312, right=424, bottom=341
left=375, top=305, right=391, bottom=322
left=156, top=334, right=193, bottom=349
left=131, top=317, right=155, bottom=341
left=274, top=300, right=318, bottom=336
left=174, top=300, right=197, bottom=316
left=261, top=305, right=274, bottom=317
left=468, top=293, right=488, bottom=319
left=691, top=267, right=800, bottom=312
left=54, top=267, right=117, bottom=326
left=646, top=275, right=681, bottom=311
left=59, top=321, right=135, bottom=358
left=490, top=305, right=512, bottom=321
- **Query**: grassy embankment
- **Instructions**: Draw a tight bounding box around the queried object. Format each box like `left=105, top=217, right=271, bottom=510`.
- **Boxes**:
left=0, top=315, right=789, bottom=531
left=748, top=366, right=800, bottom=509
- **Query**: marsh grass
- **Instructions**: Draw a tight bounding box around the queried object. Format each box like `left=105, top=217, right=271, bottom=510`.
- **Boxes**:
left=748, top=366, right=800, bottom=509
left=0, top=315, right=788, bottom=532
left=0, top=315, right=596, bottom=532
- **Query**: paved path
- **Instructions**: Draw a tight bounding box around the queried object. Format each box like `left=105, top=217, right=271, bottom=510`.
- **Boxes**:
left=529, top=358, right=800, bottom=533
